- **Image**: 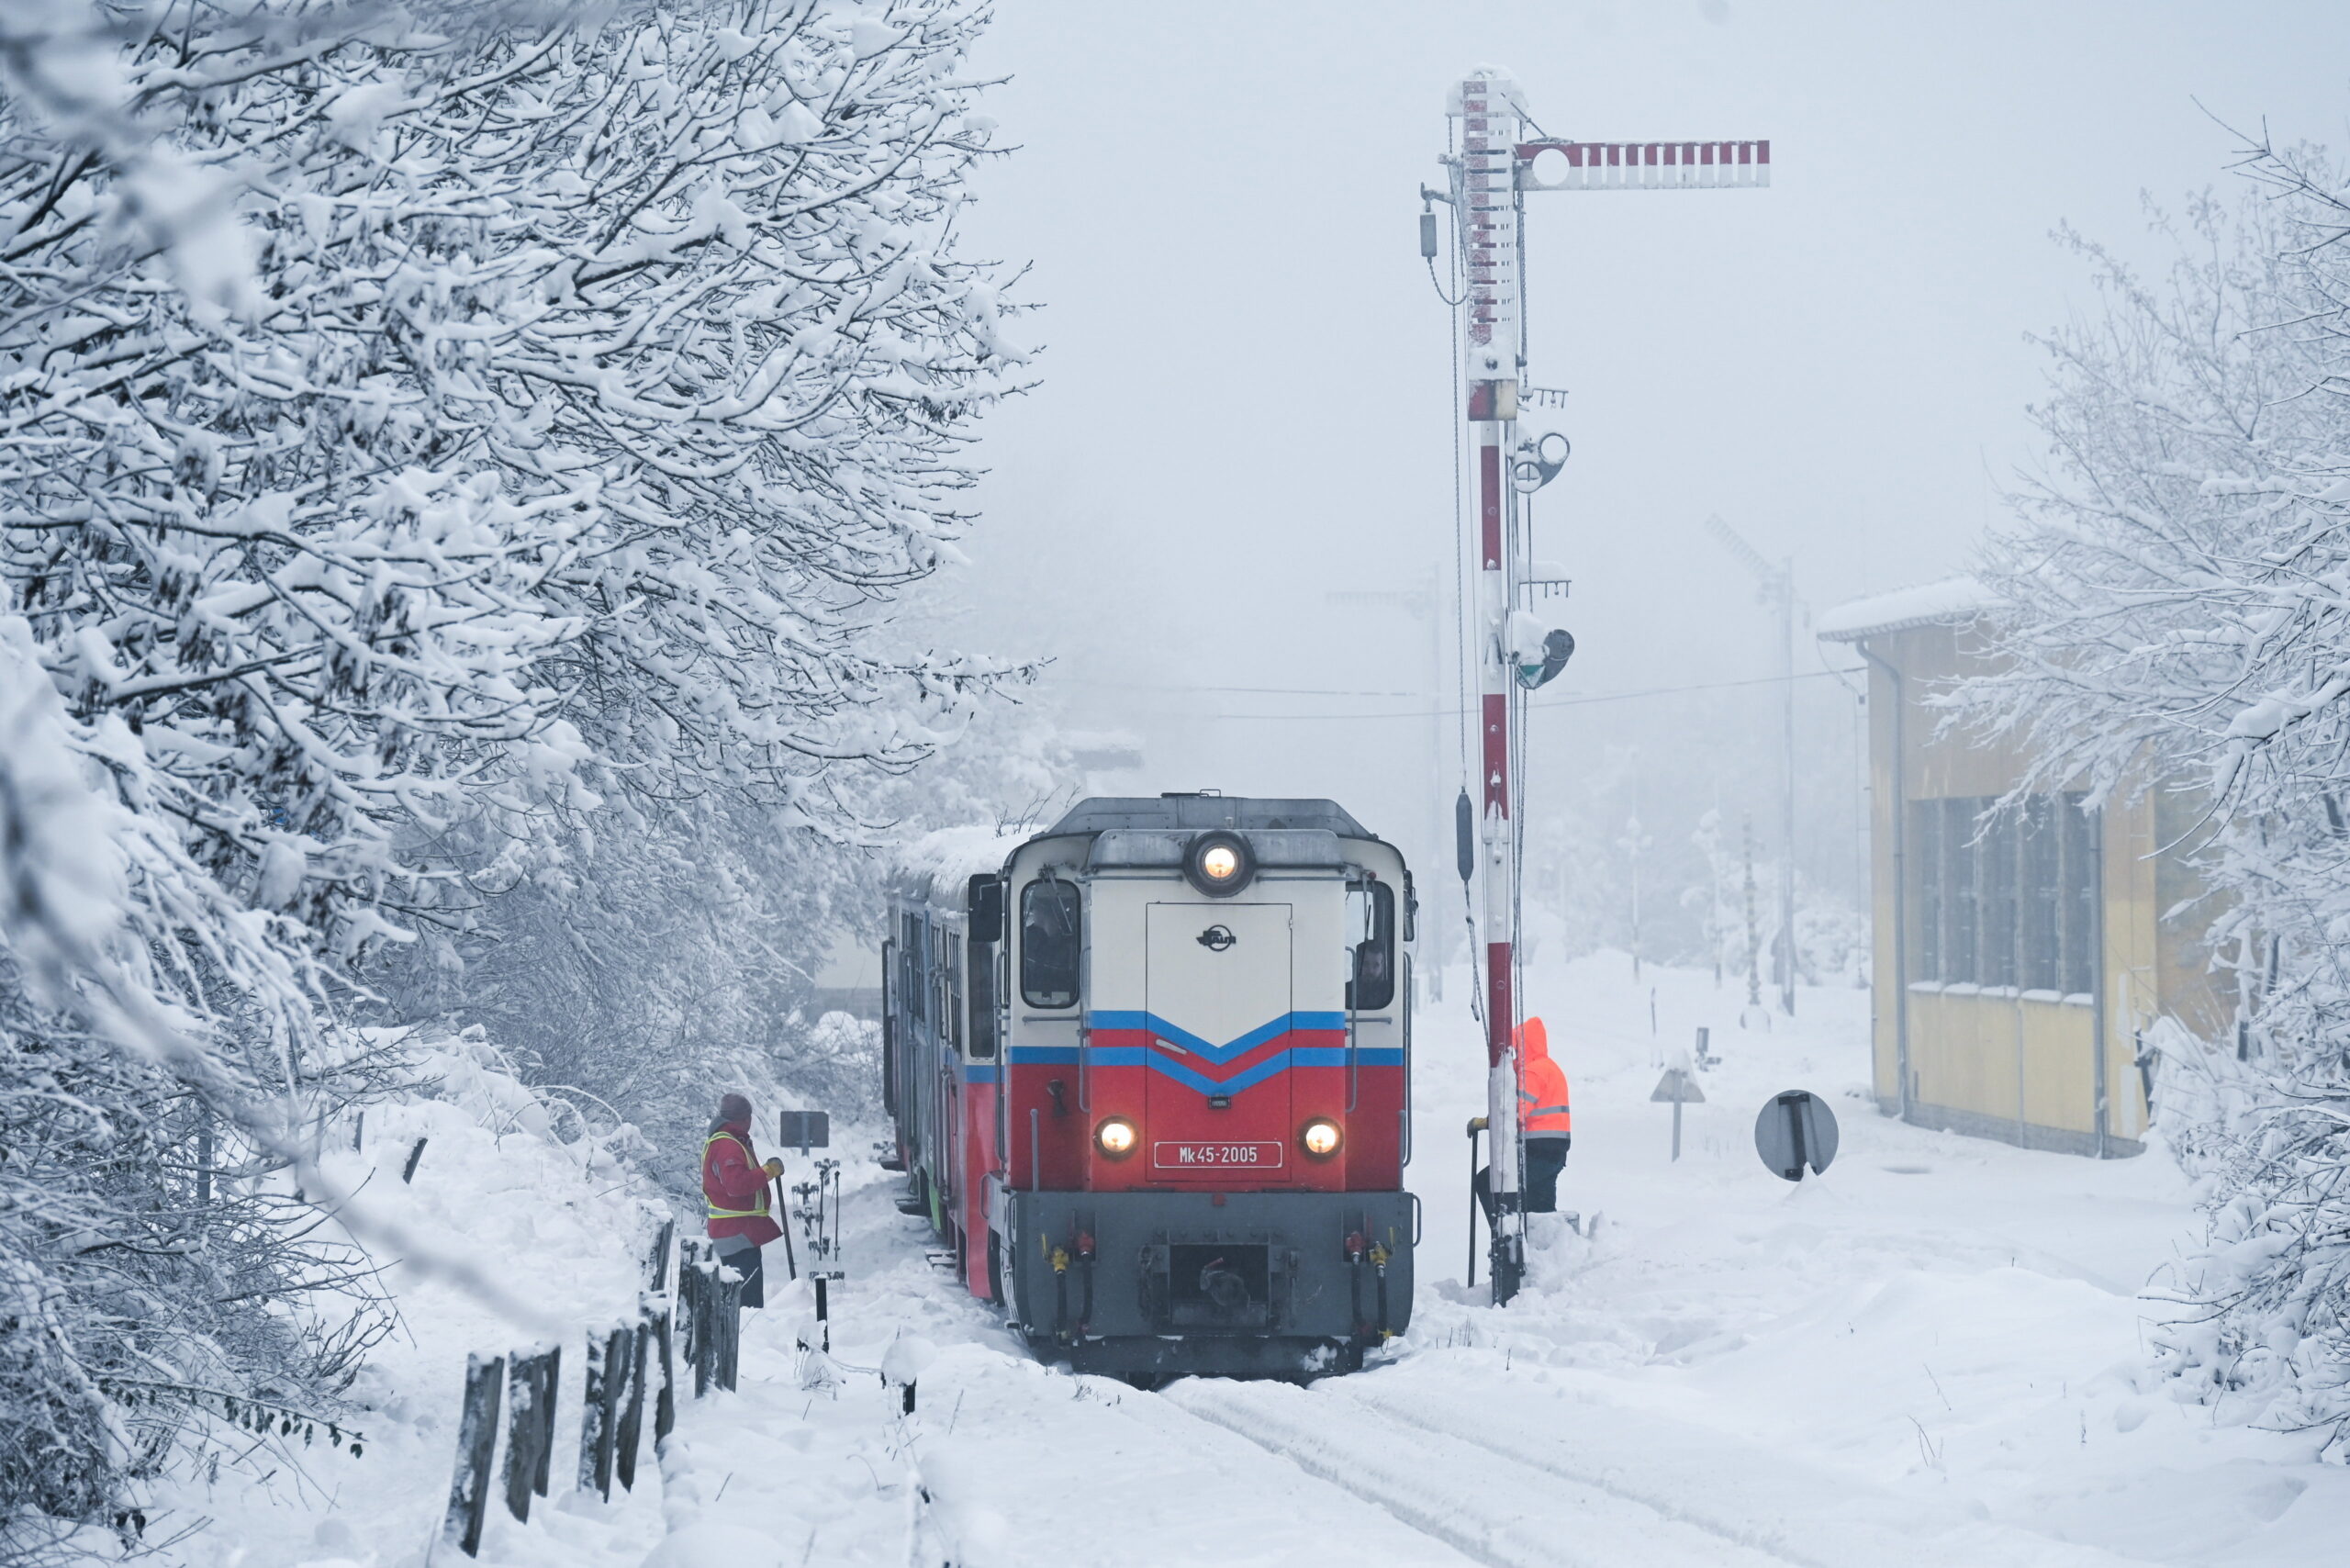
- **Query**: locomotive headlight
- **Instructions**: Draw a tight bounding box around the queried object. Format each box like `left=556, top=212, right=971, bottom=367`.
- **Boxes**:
left=1301, top=1118, right=1343, bottom=1159
left=1095, top=1117, right=1138, bottom=1159
left=1184, top=831, right=1256, bottom=897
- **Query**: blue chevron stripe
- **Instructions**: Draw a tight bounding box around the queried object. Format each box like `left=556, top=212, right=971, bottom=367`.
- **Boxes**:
left=1004, top=1044, right=1400, bottom=1070
left=1086, top=1010, right=1348, bottom=1062
left=1078, top=1045, right=1403, bottom=1095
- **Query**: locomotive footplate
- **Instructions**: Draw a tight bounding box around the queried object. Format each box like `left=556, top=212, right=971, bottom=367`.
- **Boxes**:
left=990, top=1183, right=1416, bottom=1378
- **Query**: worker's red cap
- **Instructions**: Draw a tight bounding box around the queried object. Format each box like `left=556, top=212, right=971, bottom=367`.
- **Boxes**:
left=718, top=1092, right=753, bottom=1124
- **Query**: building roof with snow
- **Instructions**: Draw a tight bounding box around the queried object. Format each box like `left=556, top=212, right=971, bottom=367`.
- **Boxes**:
left=1815, top=577, right=1999, bottom=643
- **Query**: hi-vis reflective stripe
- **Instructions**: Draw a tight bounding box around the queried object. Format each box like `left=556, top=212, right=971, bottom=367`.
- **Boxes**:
left=702, top=1131, right=767, bottom=1220
left=1528, top=1103, right=1572, bottom=1118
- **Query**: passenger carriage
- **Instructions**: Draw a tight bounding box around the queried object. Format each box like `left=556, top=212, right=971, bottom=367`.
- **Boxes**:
left=883, top=793, right=1418, bottom=1377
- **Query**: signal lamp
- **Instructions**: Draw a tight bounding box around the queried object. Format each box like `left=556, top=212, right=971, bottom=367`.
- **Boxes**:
left=1095, top=1117, right=1138, bottom=1159
left=1300, top=1118, right=1343, bottom=1159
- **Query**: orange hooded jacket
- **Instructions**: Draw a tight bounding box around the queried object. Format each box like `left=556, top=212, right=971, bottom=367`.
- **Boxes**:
left=1516, top=1017, right=1572, bottom=1137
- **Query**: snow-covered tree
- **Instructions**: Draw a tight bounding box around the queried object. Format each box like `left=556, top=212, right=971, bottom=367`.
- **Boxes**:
left=1964, top=143, right=2350, bottom=1454
left=0, top=0, right=1025, bottom=1547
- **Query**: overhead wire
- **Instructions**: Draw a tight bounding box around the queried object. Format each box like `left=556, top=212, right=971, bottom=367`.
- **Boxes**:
left=1192, top=666, right=1852, bottom=721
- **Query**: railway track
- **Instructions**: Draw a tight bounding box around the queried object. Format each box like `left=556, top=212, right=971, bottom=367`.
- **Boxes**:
left=1161, top=1377, right=1805, bottom=1568
left=1161, top=1371, right=2162, bottom=1568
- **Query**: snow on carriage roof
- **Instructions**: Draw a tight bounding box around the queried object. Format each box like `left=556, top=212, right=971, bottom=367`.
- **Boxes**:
left=889, top=823, right=1026, bottom=903
left=1815, top=576, right=2000, bottom=642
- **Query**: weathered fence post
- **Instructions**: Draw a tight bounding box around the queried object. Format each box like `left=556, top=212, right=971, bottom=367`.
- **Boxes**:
left=714, top=1263, right=742, bottom=1394
left=616, top=1305, right=651, bottom=1491
left=402, top=1137, right=429, bottom=1183
left=579, top=1330, right=607, bottom=1496
left=651, top=1301, right=677, bottom=1442
left=440, top=1353, right=503, bottom=1558
left=579, top=1324, right=630, bottom=1498
left=667, top=1239, right=744, bottom=1400
left=501, top=1347, right=559, bottom=1523
left=679, top=1243, right=712, bottom=1398
left=643, top=1217, right=675, bottom=1294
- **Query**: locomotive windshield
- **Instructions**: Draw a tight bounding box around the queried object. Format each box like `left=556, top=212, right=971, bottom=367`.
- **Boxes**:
left=1020, top=879, right=1081, bottom=1008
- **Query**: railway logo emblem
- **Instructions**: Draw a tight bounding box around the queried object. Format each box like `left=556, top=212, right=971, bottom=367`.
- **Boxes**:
left=1195, top=924, right=1236, bottom=952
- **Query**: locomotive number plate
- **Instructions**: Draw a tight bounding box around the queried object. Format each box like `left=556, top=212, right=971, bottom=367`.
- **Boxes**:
left=1153, top=1140, right=1285, bottom=1170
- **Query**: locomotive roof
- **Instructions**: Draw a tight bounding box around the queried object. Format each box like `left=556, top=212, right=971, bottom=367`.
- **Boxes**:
left=1044, top=795, right=1373, bottom=838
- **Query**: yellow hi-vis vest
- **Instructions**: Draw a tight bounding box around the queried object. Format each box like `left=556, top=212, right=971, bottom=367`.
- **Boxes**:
left=702, top=1130, right=769, bottom=1221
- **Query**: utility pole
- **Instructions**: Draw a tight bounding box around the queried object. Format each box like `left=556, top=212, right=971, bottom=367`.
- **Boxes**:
left=1742, top=810, right=1762, bottom=1014
left=1707, top=515, right=1798, bottom=1016
left=1434, top=73, right=1769, bottom=1304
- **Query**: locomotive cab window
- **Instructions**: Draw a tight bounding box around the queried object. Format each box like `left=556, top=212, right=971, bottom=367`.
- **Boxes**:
left=1346, top=880, right=1396, bottom=1012
left=1020, top=878, right=1081, bottom=1009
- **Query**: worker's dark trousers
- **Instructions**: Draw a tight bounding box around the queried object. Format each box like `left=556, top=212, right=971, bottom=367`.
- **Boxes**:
left=1474, top=1135, right=1572, bottom=1224
left=712, top=1239, right=767, bottom=1308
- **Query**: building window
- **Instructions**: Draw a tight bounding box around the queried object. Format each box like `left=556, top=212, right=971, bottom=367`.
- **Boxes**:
left=1914, top=801, right=1943, bottom=980
left=1942, top=797, right=1979, bottom=982
left=2058, top=801, right=2097, bottom=997
left=2020, top=793, right=2060, bottom=992
left=1908, top=792, right=2095, bottom=993
left=1980, top=806, right=2018, bottom=989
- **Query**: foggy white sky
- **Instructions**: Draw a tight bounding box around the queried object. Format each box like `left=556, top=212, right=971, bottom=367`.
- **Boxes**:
left=939, top=1, right=2350, bottom=883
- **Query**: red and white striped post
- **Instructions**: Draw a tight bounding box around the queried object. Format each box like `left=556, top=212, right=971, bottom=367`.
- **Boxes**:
left=1443, top=69, right=1769, bottom=1305
left=1450, top=71, right=1529, bottom=1304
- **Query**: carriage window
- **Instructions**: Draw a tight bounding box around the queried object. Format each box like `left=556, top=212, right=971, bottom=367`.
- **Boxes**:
left=968, top=941, right=1000, bottom=1058
left=901, top=913, right=926, bottom=1025
left=942, top=934, right=962, bottom=1049
left=1346, top=881, right=1396, bottom=1012
left=1020, top=879, right=1081, bottom=1009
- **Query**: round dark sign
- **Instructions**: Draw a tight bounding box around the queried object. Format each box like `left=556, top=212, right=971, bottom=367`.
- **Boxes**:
left=1753, top=1090, right=1840, bottom=1182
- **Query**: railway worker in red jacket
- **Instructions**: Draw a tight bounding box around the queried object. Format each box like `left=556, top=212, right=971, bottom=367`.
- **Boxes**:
left=703, top=1092, right=784, bottom=1308
left=1470, top=1016, right=1573, bottom=1220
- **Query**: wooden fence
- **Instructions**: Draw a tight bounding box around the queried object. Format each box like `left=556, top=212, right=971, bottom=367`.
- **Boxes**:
left=440, top=1216, right=747, bottom=1557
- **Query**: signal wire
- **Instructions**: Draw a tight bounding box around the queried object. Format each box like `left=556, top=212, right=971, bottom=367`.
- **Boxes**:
left=1198, top=666, right=1849, bottom=721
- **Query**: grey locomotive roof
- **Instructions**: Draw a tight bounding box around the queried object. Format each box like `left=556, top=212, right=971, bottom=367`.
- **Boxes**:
left=1044, top=794, right=1372, bottom=838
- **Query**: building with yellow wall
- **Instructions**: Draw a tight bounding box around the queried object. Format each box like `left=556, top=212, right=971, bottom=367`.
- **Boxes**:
left=1819, top=580, right=2226, bottom=1158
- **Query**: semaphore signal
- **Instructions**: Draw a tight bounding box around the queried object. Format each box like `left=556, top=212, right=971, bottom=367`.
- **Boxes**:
left=1432, top=68, right=1772, bottom=1305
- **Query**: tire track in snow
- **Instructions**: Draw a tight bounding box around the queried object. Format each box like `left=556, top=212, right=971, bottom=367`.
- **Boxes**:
left=1160, top=1378, right=1805, bottom=1568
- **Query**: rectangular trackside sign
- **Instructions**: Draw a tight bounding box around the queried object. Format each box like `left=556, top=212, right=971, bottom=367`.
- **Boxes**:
left=1153, top=1141, right=1285, bottom=1170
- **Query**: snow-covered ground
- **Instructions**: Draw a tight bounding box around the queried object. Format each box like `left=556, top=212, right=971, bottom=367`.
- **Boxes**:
left=154, top=1033, right=672, bottom=1568
left=643, top=954, right=2347, bottom=1568
left=227, top=959, right=2346, bottom=1567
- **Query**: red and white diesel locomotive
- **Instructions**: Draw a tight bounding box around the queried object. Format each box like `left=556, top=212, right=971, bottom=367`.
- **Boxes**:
left=883, top=793, right=1418, bottom=1376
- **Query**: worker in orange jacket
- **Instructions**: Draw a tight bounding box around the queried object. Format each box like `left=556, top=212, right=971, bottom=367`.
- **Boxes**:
left=703, top=1092, right=784, bottom=1307
left=1471, top=1016, right=1573, bottom=1220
